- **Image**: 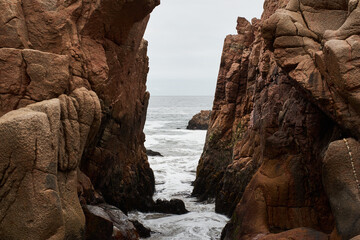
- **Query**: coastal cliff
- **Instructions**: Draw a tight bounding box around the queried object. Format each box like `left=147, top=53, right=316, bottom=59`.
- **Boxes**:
left=194, top=0, right=360, bottom=239
left=0, top=0, right=158, bottom=239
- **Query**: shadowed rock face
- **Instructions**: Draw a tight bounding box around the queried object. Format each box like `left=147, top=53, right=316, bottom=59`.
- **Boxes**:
left=0, top=0, right=159, bottom=238
left=195, top=0, right=360, bottom=239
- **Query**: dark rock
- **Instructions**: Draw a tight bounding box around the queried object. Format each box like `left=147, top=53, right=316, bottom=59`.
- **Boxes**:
left=152, top=199, right=189, bottom=215
left=77, top=169, right=104, bottom=205
left=83, top=205, right=113, bottom=240
left=130, top=220, right=151, bottom=238
left=187, top=110, right=211, bottom=130
left=146, top=149, right=163, bottom=157
left=83, top=204, right=139, bottom=240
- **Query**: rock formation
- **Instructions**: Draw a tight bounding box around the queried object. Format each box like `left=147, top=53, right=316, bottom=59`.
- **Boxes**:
left=187, top=110, right=212, bottom=130
left=0, top=0, right=159, bottom=238
left=0, top=88, right=100, bottom=239
left=194, top=0, right=360, bottom=239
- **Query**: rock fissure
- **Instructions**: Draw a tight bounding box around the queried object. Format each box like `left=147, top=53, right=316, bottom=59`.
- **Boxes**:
left=343, top=138, right=360, bottom=195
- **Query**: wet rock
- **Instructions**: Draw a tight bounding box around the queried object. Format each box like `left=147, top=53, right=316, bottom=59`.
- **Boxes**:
left=84, top=204, right=139, bottom=240
left=146, top=149, right=163, bottom=157
left=130, top=220, right=152, bottom=238
left=151, top=199, right=189, bottom=215
left=187, top=110, right=212, bottom=130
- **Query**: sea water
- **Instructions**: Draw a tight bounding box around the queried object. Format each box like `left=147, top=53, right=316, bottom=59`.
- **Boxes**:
left=128, top=96, right=229, bottom=240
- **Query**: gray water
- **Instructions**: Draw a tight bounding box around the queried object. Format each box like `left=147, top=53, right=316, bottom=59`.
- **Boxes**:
left=128, top=96, right=229, bottom=240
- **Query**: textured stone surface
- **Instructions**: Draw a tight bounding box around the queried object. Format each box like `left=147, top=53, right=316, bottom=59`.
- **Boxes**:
left=323, top=138, right=360, bottom=240
left=0, top=88, right=101, bottom=240
left=187, top=110, right=211, bottom=130
left=83, top=204, right=139, bottom=240
left=0, top=1, right=159, bottom=238
left=0, top=0, right=159, bottom=216
left=194, top=0, right=360, bottom=239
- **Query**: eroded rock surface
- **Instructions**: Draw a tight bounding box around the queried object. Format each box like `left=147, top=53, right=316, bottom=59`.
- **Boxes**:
left=0, top=0, right=158, bottom=216
left=195, top=0, right=360, bottom=239
left=0, top=0, right=159, bottom=238
left=0, top=88, right=100, bottom=240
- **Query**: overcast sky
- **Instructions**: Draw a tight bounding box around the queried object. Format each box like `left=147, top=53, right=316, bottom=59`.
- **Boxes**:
left=145, top=0, right=264, bottom=96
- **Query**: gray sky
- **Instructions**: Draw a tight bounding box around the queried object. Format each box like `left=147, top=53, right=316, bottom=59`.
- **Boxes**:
left=145, top=0, right=264, bottom=96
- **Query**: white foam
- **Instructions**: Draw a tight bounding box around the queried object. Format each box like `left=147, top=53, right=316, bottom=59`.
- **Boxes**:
left=129, top=97, right=228, bottom=239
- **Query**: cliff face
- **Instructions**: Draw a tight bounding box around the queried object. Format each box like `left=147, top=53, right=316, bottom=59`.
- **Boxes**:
left=194, top=0, right=360, bottom=239
left=0, top=0, right=158, bottom=238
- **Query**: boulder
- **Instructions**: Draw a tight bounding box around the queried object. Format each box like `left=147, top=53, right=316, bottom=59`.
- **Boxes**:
left=0, top=88, right=101, bottom=240
left=187, top=110, right=212, bottom=130
left=151, top=199, right=189, bottom=215
left=83, top=204, right=139, bottom=240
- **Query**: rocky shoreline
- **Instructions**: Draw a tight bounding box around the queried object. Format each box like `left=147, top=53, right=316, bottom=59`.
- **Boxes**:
left=1, top=0, right=360, bottom=239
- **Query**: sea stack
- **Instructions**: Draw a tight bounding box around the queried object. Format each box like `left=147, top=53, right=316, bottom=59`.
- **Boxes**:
left=187, top=110, right=212, bottom=130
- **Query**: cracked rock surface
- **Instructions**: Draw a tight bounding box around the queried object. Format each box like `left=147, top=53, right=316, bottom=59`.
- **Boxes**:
left=194, top=0, right=360, bottom=239
left=0, top=0, right=159, bottom=238
left=0, top=88, right=100, bottom=240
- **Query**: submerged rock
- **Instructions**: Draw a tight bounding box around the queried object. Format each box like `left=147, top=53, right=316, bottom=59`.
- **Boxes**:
left=146, top=149, right=163, bottom=157
left=151, top=199, right=189, bottom=215
left=187, top=110, right=211, bottom=130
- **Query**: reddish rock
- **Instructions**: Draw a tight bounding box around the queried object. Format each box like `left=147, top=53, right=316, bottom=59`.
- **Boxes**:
left=194, top=0, right=360, bottom=239
left=0, top=88, right=101, bottom=240
left=0, top=0, right=159, bottom=238
left=193, top=17, right=256, bottom=201
left=323, top=138, right=360, bottom=239
left=187, top=110, right=211, bottom=130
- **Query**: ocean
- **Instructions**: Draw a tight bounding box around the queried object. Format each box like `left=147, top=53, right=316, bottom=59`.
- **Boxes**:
left=128, top=96, right=229, bottom=240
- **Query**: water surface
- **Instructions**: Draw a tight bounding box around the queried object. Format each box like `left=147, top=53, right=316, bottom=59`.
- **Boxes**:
left=129, top=96, right=228, bottom=240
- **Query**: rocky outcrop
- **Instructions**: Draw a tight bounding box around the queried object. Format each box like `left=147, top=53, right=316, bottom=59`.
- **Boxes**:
left=187, top=110, right=211, bottom=130
left=0, top=0, right=159, bottom=238
left=0, top=0, right=158, bottom=214
left=0, top=88, right=100, bottom=240
left=195, top=0, right=360, bottom=239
